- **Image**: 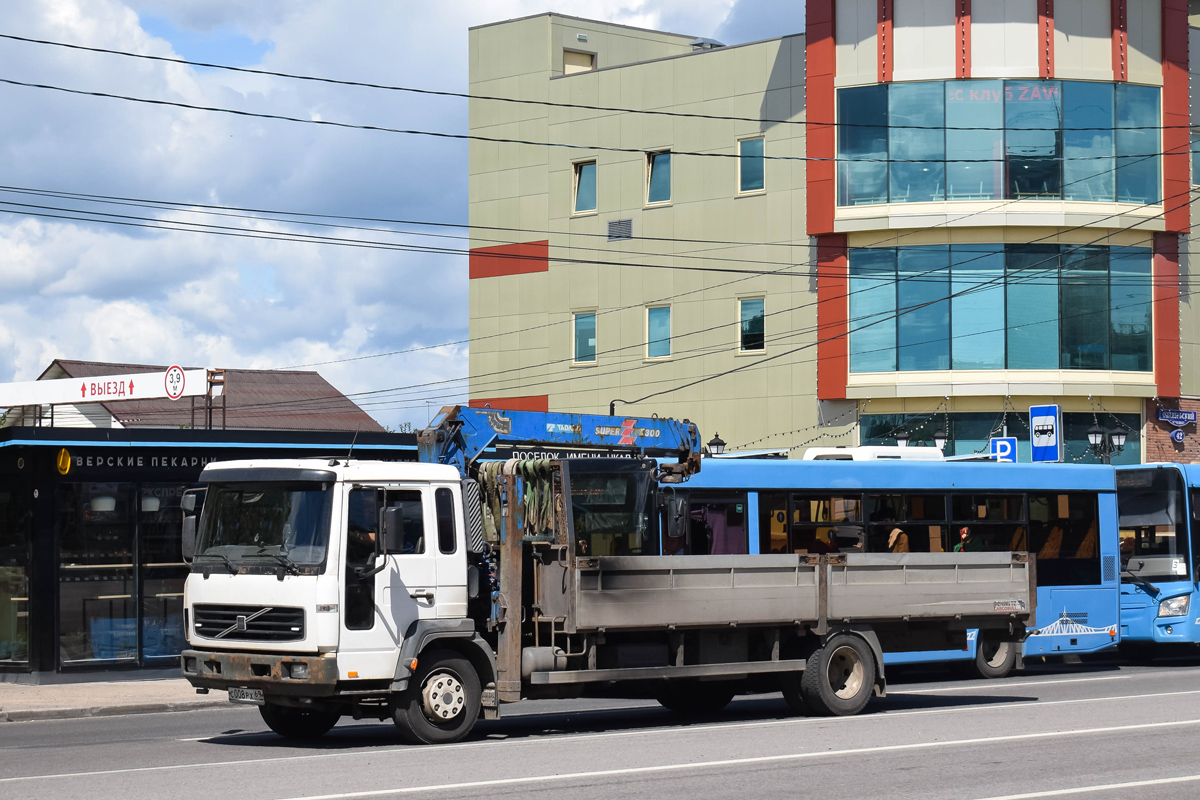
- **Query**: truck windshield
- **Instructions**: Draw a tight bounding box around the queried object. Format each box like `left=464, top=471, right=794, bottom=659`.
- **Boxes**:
left=1117, top=468, right=1189, bottom=581
left=196, top=482, right=333, bottom=567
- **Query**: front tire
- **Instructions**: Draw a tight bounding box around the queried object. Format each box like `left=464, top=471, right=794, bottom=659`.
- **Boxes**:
left=973, top=634, right=1017, bottom=679
left=392, top=649, right=481, bottom=745
left=798, top=633, right=877, bottom=716
left=258, top=702, right=340, bottom=739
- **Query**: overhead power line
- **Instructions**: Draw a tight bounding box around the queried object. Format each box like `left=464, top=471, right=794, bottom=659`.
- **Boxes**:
left=0, top=76, right=1178, bottom=164
left=0, top=31, right=1189, bottom=132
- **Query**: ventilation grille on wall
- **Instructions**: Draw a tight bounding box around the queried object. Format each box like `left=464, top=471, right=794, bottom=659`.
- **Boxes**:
left=607, top=219, right=632, bottom=241
left=1103, top=555, right=1117, bottom=583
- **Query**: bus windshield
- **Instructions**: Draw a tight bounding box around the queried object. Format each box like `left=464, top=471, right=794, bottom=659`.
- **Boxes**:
left=196, top=482, right=333, bottom=568
left=1117, top=468, right=1189, bottom=581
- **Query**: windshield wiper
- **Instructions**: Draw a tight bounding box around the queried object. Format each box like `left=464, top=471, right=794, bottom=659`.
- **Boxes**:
left=1122, top=569, right=1159, bottom=596
left=198, top=553, right=238, bottom=574
left=255, top=548, right=301, bottom=575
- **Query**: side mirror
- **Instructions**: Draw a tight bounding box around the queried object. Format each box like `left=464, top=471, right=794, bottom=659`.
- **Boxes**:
left=383, top=506, right=406, bottom=555
left=182, top=516, right=197, bottom=562
left=666, top=494, right=687, bottom=539
left=181, top=493, right=197, bottom=513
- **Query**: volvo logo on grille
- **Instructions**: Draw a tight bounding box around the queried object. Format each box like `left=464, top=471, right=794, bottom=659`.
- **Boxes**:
left=215, top=607, right=273, bottom=639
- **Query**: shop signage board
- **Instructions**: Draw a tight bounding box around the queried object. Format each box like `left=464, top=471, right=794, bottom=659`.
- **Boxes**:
left=989, top=437, right=1018, bottom=463
left=1030, top=404, right=1061, bottom=463
left=0, top=367, right=207, bottom=408
left=1157, top=409, right=1197, bottom=428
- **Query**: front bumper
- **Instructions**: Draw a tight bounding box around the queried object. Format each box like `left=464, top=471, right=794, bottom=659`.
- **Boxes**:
left=181, top=648, right=339, bottom=696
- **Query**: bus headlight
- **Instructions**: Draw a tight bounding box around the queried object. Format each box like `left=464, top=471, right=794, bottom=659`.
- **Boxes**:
left=1158, top=595, right=1190, bottom=618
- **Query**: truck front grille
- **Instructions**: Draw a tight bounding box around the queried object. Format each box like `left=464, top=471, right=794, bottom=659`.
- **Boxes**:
left=192, top=604, right=305, bottom=642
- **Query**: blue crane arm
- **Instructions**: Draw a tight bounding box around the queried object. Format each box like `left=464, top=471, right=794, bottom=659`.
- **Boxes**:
left=416, top=405, right=702, bottom=481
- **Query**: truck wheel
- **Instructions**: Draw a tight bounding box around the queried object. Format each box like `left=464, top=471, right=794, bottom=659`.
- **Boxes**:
left=258, top=702, right=340, bottom=739
left=392, top=649, right=481, bottom=745
left=973, top=635, right=1016, bottom=679
left=655, top=681, right=736, bottom=715
left=798, top=633, right=876, bottom=717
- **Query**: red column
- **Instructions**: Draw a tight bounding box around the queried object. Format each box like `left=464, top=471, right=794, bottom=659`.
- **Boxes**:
left=817, top=235, right=850, bottom=401
left=1153, top=232, right=1181, bottom=399
left=956, top=0, right=972, bottom=78
left=1038, top=0, right=1055, bottom=78
left=1111, top=0, right=1127, bottom=82
left=878, top=0, right=894, bottom=83
left=806, top=0, right=837, bottom=236
left=1162, top=0, right=1190, bottom=234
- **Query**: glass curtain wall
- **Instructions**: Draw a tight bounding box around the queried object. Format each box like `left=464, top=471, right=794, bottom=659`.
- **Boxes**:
left=138, top=485, right=187, bottom=663
left=861, top=412, right=1141, bottom=464
left=837, top=79, right=1160, bottom=205
left=0, top=481, right=31, bottom=664
left=849, top=244, right=1152, bottom=373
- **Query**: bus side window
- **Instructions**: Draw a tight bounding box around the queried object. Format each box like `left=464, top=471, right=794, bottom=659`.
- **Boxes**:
left=686, top=493, right=748, bottom=555
left=1028, top=493, right=1101, bottom=586
left=758, top=493, right=789, bottom=554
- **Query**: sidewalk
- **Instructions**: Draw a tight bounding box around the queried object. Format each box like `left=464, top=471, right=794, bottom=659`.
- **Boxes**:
left=0, top=678, right=230, bottom=722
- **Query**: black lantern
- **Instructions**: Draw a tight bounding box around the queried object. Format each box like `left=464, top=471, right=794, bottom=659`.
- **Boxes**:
left=934, top=429, right=947, bottom=450
left=707, top=433, right=726, bottom=456
left=894, top=429, right=910, bottom=448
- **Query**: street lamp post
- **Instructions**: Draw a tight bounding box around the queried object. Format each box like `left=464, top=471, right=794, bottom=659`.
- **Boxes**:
left=1087, top=424, right=1127, bottom=464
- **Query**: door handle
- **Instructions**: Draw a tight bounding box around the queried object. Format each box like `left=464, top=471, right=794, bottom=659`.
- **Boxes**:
left=409, top=589, right=435, bottom=600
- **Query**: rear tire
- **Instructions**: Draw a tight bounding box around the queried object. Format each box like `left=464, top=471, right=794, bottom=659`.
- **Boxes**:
left=973, top=634, right=1017, bottom=679
left=798, top=633, right=877, bottom=717
left=258, top=702, right=340, bottom=739
left=392, top=649, right=481, bottom=745
left=655, top=681, right=736, bottom=715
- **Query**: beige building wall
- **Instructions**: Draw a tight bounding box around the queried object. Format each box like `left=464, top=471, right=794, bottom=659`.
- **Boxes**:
left=892, top=0, right=956, bottom=82
left=1126, top=0, right=1164, bottom=85
left=1054, top=0, right=1113, bottom=81
left=971, top=0, right=1039, bottom=78
left=469, top=15, right=831, bottom=453
left=835, top=0, right=878, bottom=86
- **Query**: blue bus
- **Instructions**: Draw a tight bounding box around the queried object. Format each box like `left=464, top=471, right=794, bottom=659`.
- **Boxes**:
left=1115, top=464, right=1200, bottom=656
left=675, top=459, right=1121, bottom=677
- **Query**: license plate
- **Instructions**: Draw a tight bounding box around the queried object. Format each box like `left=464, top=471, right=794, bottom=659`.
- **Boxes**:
left=228, top=687, right=264, bottom=705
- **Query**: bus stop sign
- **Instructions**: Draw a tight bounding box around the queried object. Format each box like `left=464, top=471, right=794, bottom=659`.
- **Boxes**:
left=989, top=437, right=1018, bottom=463
left=1030, top=404, right=1061, bottom=463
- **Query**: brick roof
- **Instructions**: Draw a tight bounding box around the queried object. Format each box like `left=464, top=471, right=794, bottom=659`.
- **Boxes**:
left=41, top=360, right=384, bottom=432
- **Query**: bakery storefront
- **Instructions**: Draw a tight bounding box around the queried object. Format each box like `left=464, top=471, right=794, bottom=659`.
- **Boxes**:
left=0, top=427, right=416, bottom=677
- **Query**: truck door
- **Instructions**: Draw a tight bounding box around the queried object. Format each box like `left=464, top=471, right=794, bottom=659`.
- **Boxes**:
left=339, top=485, right=437, bottom=681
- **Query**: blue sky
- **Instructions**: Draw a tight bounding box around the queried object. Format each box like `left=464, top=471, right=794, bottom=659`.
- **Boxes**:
left=0, top=0, right=803, bottom=429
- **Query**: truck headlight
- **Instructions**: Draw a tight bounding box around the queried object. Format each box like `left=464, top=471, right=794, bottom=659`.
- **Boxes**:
left=1158, top=595, right=1190, bottom=618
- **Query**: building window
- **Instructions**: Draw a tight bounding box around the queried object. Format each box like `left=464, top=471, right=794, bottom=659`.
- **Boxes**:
left=646, top=151, right=671, bottom=204
left=837, top=79, right=1161, bottom=206
left=847, top=244, right=1152, bottom=374
left=862, top=411, right=1141, bottom=465
left=739, top=137, right=765, bottom=193
left=564, top=50, right=595, bottom=74
left=739, top=298, right=765, bottom=352
left=647, top=306, right=671, bottom=358
left=573, top=161, right=597, bottom=214
left=573, top=312, right=597, bottom=363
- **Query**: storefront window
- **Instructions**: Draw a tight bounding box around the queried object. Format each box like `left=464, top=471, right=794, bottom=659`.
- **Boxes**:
left=1109, top=247, right=1153, bottom=371
left=139, top=485, right=187, bottom=662
left=950, top=245, right=1005, bottom=369
left=1005, top=245, right=1061, bottom=369
left=0, top=482, right=31, bottom=664
left=836, top=79, right=1161, bottom=207
left=58, top=483, right=136, bottom=664
left=1060, top=246, right=1109, bottom=369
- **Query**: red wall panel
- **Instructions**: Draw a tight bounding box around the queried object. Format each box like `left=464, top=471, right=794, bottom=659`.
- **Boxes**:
left=1153, top=232, right=1181, bottom=399
left=468, top=395, right=550, bottom=413
left=816, top=234, right=849, bottom=400
left=806, top=0, right=837, bottom=236
left=1162, top=0, right=1190, bottom=234
left=469, top=240, right=549, bottom=279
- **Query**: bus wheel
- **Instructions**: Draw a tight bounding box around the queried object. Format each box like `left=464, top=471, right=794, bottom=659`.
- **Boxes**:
left=973, top=635, right=1016, bottom=679
left=392, top=649, right=481, bottom=745
left=258, top=702, right=340, bottom=739
left=798, top=633, right=876, bottom=716
left=656, top=681, right=736, bottom=715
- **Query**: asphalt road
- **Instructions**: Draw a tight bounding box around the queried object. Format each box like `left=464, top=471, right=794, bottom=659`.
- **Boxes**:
left=6, top=659, right=1200, bottom=800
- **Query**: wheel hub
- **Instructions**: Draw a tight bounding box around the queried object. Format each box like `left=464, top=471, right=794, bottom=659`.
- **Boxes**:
left=421, top=672, right=466, bottom=721
left=827, top=645, right=865, bottom=700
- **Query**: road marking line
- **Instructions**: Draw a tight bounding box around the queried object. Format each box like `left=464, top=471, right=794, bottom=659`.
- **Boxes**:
left=7, top=688, right=1200, bottom=783
left=273, top=719, right=1200, bottom=800
left=891, top=674, right=1130, bottom=694
left=973, top=773, right=1200, bottom=799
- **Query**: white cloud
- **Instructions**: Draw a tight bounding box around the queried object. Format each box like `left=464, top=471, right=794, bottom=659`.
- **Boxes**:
left=0, top=0, right=759, bottom=428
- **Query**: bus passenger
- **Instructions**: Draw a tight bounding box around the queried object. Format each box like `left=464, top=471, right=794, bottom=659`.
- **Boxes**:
left=954, top=526, right=982, bottom=552
left=888, top=525, right=910, bottom=553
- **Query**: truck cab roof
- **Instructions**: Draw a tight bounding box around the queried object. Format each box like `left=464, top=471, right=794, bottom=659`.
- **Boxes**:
left=199, top=457, right=462, bottom=484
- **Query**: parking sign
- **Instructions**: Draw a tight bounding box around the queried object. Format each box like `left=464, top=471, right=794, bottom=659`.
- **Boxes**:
left=1030, top=404, right=1061, bottom=463
left=990, top=437, right=1018, bottom=463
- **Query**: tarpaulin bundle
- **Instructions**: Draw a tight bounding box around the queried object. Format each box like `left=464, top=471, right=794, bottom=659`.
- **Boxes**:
left=519, top=459, right=555, bottom=540
left=476, top=460, right=505, bottom=543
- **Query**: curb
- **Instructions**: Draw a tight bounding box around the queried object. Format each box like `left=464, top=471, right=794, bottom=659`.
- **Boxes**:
left=0, top=699, right=232, bottom=722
